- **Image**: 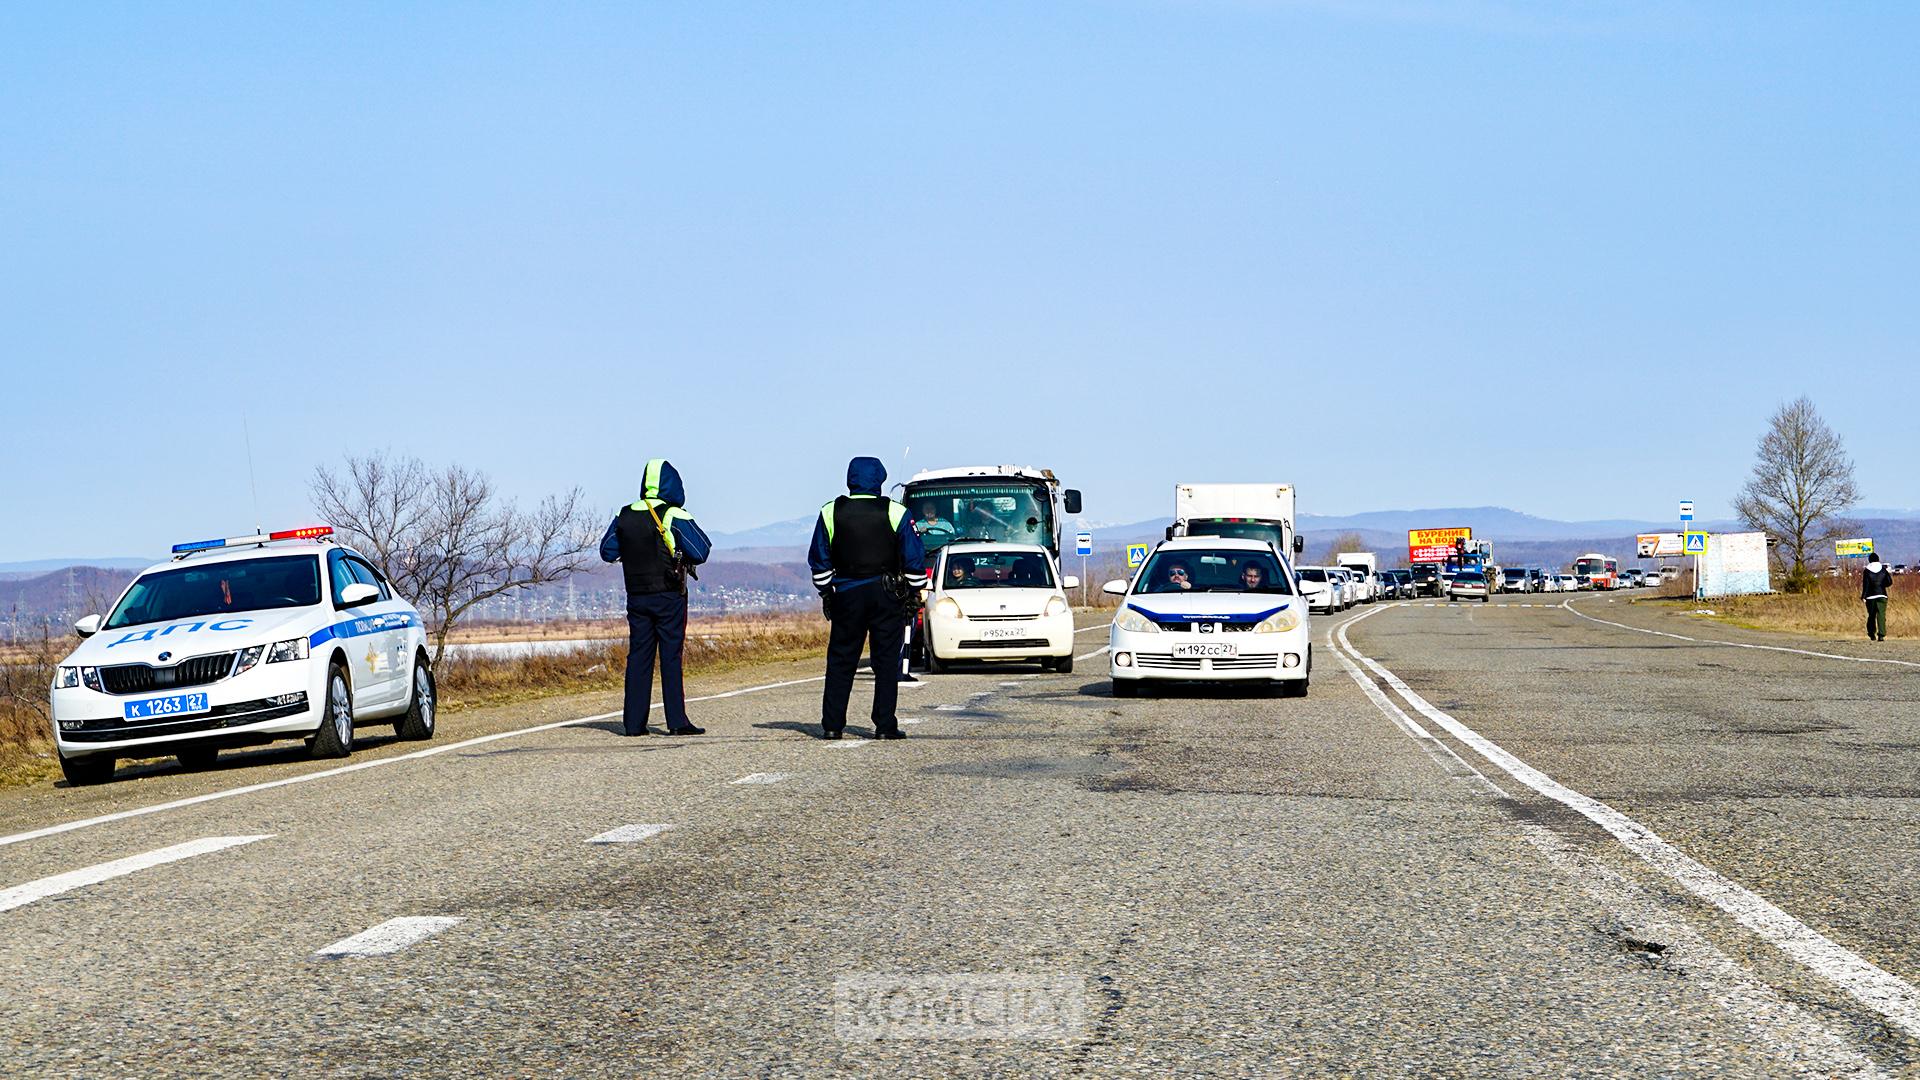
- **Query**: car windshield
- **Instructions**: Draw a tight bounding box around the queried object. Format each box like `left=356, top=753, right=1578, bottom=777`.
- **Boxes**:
left=1411, top=565, right=1438, bottom=578
left=941, top=551, right=1055, bottom=589
left=1455, top=572, right=1485, bottom=583
left=1136, top=549, right=1295, bottom=595
left=1574, top=559, right=1607, bottom=574
left=906, top=482, right=1051, bottom=555
left=1503, top=570, right=1526, bottom=580
left=104, top=555, right=323, bottom=629
left=1298, top=568, right=1329, bottom=582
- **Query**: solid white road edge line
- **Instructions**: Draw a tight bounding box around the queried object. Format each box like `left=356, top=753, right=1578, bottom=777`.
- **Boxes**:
left=1326, top=631, right=1885, bottom=1075
left=314, top=916, right=464, bottom=958
left=1562, top=597, right=1920, bottom=669
left=0, top=674, right=829, bottom=851
left=0, top=834, right=272, bottom=914
left=731, top=772, right=795, bottom=785
left=586, top=823, right=674, bottom=844
left=1335, top=604, right=1920, bottom=1043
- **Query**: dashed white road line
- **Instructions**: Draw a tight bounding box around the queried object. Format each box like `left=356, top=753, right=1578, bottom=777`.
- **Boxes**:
left=1074, top=645, right=1111, bottom=662
left=731, top=772, right=795, bottom=785
left=0, top=674, right=830, bottom=851
left=0, top=834, right=272, bottom=914
left=1336, top=603, right=1920, bottom=1043
left=314, top=916, right=463, bottom=959
left=586, top=823, right=674, bottom=844
left=1563, top=598, right=1920, bottom=669
left=828, top=738, right=870, bottom=749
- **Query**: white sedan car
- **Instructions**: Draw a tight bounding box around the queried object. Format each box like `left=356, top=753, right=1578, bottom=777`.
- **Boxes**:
left=1296, top=567, right=1340, bottom=613
left=1105, top=538, right=1310, bottom=698
left=923, top=543, right=1078, bottom=673
left=50, top=527, right=435, bottom=786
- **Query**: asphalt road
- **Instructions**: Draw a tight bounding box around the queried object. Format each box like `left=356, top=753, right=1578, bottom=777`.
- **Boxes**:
left=2, top=595, right=1917, bottom=1077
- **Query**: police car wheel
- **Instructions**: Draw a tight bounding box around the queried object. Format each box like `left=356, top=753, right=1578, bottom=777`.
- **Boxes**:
left=176, top=745, right=219, bottom=771
left=310, top=664, right=355, bottom=759
left=396, top=654, right=436, bottom=741
left=59, top=753, right=115, bottom=787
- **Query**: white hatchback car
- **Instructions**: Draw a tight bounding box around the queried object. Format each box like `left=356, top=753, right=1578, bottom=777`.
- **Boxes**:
left=50, top=527, right=435, bottom=786
left=923, top=543, right=1078, bottom=673
left=1296, top=567, right=1340, bottom=613
left=1104, top=538, right=1310, bottom=698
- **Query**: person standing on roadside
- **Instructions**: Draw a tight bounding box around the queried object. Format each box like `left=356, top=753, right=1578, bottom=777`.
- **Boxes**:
left=600, top=459, right=712, bottom=735
left=809, top=456, right=927, bottom=740
left=1862, top=551, right=1893, bottom=642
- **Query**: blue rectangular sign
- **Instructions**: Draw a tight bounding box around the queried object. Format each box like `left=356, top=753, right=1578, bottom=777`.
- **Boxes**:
left=1075, top=531, right=1093, bottom=557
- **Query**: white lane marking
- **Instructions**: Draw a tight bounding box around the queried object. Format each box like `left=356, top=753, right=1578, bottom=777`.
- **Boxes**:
left=1562, top=598, right=1920, bottom=669
left=999, top=682, right=1022, bottom=687
left=1074, top=645, right=1112, bottom=661
left=1073, top=624, right=1108, bottom=636
left=315, top=916, right=463, bottom=958
left=1336, top=605, right=1920, bottom=1042
left=0, top=834, right=271, bottom=914
left=731, top=772, right=795, bottom=785
left=933, top=704, right=968, bottom=712
left=829, top=738, right=870, bottom=749
left=897, top=681, right=927, bottom=690
left=586, top=823, right=673, bottom=844
left=1328, top=630, right=1886, bottom=1076
left=898, top=717, right=924, bottom=725
left=0, top=674, right=830, bottom=851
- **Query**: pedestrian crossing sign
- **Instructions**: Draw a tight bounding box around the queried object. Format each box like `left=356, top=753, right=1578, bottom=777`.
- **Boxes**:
left=1126, top=543, right=1149, bottom=568
left=1684, top=531, right=1707, bottom=555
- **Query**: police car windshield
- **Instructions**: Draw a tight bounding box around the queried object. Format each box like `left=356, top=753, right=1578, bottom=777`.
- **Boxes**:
left=105, top=555, right=323, bottom=630
left=1136, top=550, right=1296, bottom=595
left=942, top=552, right=1055, bottom=589
left=907, top=483, right=1051, bottom=554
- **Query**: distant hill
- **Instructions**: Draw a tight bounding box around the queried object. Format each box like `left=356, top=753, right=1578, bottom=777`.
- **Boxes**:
left=0, top=556, right=151, bottom=575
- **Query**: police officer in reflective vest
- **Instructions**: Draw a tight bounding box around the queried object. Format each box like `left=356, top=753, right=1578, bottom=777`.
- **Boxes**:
left=599, top=458, right=712, bottom=736
left=808, top=456, right=927, bottom=740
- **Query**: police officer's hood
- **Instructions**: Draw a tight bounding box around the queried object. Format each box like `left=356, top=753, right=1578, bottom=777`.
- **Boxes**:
left=639, top=458, right=687, bottom=508
left=845, top=456, right=887, bottom=497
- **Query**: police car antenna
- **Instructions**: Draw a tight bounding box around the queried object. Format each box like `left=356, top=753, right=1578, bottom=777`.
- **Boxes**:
left=242, top=414, right=263, bottom=536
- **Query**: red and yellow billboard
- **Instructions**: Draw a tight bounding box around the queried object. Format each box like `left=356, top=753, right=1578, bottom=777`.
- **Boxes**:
left=1408, top=527, right=1472, bottom=564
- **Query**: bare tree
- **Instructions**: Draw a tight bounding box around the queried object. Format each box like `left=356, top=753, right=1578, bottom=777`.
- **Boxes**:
left=1732, top=396, right=1858, bottom=591
left=1320, top=532, right=1369, bottom=564
left=312, top=453, right=597, bottom=664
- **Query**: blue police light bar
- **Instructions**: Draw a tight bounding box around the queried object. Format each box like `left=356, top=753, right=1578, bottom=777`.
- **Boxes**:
left=171, top=537, right=228, bottom=554
left=171, top=525, right=334, bottom=555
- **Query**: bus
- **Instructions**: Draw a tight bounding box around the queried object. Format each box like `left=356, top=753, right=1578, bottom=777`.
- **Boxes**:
left=1572, top=553, right=1618, bottom=590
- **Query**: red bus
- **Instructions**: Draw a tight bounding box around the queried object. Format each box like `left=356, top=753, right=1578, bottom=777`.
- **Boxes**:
left=1573, top=553, right=1618, bottom=590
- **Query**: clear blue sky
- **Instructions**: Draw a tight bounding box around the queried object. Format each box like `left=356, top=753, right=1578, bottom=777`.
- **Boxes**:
left=3, top=2, right=1915, bottom=560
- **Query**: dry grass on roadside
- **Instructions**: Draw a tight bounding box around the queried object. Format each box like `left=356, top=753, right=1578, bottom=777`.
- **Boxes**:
left=0, top=628, right=62, bottom=786
left=1642, top=574, right=1920, bottom=639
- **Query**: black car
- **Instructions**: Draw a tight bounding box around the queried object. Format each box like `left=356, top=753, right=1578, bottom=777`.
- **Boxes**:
left=1410, top=563, right=1445, bottom=597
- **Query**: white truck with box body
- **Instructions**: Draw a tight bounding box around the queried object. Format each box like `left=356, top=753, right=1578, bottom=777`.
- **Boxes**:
left=1336, top=552, right=1379, bottom=602
left=1169, top=483, right=1304, bottom=561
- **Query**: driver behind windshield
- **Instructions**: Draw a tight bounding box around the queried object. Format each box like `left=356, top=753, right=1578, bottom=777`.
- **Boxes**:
left=916, top=502, right=956, bottom=542
left=1240, top=565, right=1265, bottom=591
left=945, top=556, right=975, bottom=587
left=1160, top=563, right=1194, bottom=591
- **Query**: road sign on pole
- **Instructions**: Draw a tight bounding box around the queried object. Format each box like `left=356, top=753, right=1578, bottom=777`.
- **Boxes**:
left=1679, top=500, right=1694, bottom=523
left=1126, top=543, right=1149, bottom=569
left=1684, top=531, right=1708, bottom=555
left=1075, top=531, right=1093, bottom=557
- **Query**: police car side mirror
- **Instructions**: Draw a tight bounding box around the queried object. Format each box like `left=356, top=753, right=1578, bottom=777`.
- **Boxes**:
left=74, top=614, right=102, bottom=638
left=338, top=582, right=380, bottom=608
left=1101, top=579, right=1129, bottom=596
left=1061, top=576, right=1080, bottom=591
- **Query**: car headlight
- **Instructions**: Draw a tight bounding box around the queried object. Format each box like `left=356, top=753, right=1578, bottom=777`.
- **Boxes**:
left=1253, top=608, right=1302, bottom=634
left=267, top=637, right=309, bottom=663
left=1044, top=596, right=1068, bottom=617
left=55, top=666, right=103, bottom=692
left=1114, top=607, right=1158, bottom=633
left=933, top=597, right=962, bottom=620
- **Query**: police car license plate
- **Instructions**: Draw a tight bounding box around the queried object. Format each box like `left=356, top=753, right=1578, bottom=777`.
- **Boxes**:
left=980, top=625, right=1027, bottom=640
left=124, top=692, right=211, bottom=721
left=1172, top=642, right=1236, bottom=659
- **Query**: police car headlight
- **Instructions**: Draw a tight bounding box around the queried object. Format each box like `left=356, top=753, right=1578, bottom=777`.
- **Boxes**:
left=1114, top=608, right=1158, bottom=633
left=1253, top=608, right=1301, bottom=634
left=933, top=597, right=962, bottom=620
left=233, top=645, right=266, bottom=677
left=55, top=666, right=103, bottom=692
left=1044, top=596, right=1068, bottom=617
left=267, top=637, right=309, bottom=664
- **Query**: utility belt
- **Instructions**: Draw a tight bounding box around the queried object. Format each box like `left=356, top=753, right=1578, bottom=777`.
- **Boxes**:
left=822, top=574, right=916, bottom=622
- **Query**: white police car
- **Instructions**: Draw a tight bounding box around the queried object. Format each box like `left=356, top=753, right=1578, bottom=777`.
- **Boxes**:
left=1103, top=537, right=1311, bottom=698
left=50, top=526, right=435, bottom=786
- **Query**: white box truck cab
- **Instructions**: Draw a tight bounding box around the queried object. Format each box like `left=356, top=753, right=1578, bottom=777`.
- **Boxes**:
left=1168, top=483, right=1305, bottom=561
left=900, top=466, right=1083, bottom=667
left=1335, top=552, right=1379, bottom=603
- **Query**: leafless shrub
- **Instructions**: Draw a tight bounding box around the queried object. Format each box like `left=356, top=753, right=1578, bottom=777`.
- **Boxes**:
left=312, top=453, right=597, bottom=664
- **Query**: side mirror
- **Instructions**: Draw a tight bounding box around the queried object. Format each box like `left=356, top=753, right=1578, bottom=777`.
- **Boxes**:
left=1101, top=579, right=1129, bottom=596
left=339, top=582, right=381, bottom=608
left=1060, top=576, right=1080, bottom=591
left=1063, top=489, right=1082, bottom=515
left=1293, top=535, right=1305, bottom=554
left=74, top=614, right=102, bottom=638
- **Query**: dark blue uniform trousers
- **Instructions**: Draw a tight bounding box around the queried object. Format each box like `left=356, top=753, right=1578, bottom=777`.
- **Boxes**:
left=821, top=581, right=905, bottom=736
left=625, top=591, right=690, bottom=734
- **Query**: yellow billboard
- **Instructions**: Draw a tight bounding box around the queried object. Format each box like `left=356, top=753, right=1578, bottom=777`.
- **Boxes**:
left=1408, top=527, right=1472, bottom=564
